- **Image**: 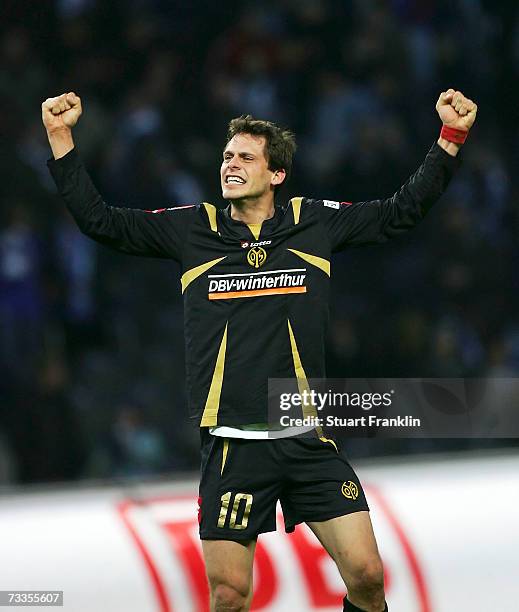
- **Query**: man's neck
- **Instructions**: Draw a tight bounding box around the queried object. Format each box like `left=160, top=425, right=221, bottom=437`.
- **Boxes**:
left=230, top=194, right=275, bottom=225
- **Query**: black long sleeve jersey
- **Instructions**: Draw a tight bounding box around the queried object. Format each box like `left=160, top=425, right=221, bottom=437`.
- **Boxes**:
left=48, top=142, right=460, bottom=427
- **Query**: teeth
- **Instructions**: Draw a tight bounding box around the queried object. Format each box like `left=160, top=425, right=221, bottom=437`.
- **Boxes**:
left=227, top=176, right=245, bottom=184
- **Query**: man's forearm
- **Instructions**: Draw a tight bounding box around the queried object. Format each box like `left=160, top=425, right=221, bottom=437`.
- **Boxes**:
left=46, top=127, right=75, bottom=159
left=436, top=137, right=460, bottom=157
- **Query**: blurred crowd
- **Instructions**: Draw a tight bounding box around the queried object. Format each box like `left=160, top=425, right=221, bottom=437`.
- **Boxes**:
left=1, top=0, right=518, bottom=485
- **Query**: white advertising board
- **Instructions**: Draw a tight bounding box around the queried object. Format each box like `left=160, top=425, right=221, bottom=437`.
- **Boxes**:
left=0, top=452, right=517, bottom=611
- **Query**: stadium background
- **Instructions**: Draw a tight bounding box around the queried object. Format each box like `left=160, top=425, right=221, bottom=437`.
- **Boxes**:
left=1, top=0, right=518, bottom=486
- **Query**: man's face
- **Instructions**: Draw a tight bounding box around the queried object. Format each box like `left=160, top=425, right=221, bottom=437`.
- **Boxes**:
left=221, top=133, right=281, bottom=200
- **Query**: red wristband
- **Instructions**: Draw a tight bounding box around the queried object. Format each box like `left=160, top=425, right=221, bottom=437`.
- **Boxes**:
left=440, top=125, right=469, bottom=144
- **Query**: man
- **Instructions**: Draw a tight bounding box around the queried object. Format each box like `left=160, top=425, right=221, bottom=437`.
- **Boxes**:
left=42, top=88, right=477, bottom=612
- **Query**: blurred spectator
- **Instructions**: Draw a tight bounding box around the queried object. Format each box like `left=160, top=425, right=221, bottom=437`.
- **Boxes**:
left=0, top=430, right=17, bottom=485
left=53, top=208, right=98, bottom=358
left=92, top=402, right=168, bottom=479
left=0, top=27, right=49, bottom=117
left=0, top=201, right=44, bottom=378
left=4, top=353, right=87, bottom=483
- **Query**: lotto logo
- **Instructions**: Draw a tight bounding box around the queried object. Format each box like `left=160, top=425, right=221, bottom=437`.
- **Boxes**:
left=241, top=240, right=272, bottom=249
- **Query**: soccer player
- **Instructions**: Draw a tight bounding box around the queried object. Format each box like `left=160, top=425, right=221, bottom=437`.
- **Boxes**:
left=42, top=88, right=477, bottom=612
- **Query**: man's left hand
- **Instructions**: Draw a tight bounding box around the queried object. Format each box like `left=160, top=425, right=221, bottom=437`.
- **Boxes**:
left=436, top=89, right=478, bottom=131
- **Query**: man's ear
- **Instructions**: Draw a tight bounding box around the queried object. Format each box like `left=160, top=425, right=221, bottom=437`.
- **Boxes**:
left=271, top=168, right=287, bottom=186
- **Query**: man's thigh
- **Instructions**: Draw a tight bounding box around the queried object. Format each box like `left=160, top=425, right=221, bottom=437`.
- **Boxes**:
left=202, top=538, right=257, bottom=591
left=307, top=511, right=383, bottom=584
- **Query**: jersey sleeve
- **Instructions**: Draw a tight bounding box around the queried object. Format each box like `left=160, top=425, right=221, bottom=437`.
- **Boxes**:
left=309, top=141, right=462, bottom=252
left=47, top=148, right=198, bottom=262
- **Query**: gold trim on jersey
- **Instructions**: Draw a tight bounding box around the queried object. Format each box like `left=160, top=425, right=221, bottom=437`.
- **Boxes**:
left=287, top=319, right=318, bottom=420
left=181, top=256, right=226, bottom=293
left=247, top=223, right=262, bottom=240
left=200, top=322, right=228, bottom=426
left=319, top=436, right=339, bottom=453
left=287, top=248, right=330, bottom=277
left=287, top=318, right=328, bottom=439
left=290, top=197, right=303, bottom=225
left=221, top=439, right=230, bottom=475
left=203, top=202, right=218, bottom=232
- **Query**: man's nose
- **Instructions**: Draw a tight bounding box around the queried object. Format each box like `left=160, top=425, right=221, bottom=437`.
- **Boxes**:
left=228, top=157, right=242, bottom=170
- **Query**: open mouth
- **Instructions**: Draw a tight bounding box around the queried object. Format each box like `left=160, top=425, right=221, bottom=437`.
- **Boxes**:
left=225, top=175, right=246, bottom=185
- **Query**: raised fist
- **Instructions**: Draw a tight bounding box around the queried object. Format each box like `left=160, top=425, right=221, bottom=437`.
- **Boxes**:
left=42, top=92, right=82, bottom=133
left=436, top=89, right=477, bottom=131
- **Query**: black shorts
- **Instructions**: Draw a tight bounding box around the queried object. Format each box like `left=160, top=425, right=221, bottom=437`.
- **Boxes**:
left=198, top=428, right=369, bottom=541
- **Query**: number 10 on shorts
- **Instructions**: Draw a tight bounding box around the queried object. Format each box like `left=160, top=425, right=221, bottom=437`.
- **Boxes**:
left=217, top=492, right=253, bottom=529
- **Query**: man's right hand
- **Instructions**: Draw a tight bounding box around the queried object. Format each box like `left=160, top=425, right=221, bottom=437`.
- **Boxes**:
left=42, top=92, right=81, bottom=159
left=42, top=92, right=82, bottom=133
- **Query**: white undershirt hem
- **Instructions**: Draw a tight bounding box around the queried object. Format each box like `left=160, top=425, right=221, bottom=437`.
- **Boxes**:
left=209, top=424, right=316, bottom=439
